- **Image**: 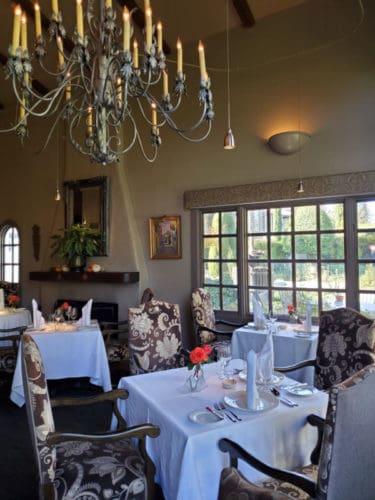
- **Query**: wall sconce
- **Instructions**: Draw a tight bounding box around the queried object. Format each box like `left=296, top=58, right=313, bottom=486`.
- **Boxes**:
left=268, top=131, right=310, bottom=155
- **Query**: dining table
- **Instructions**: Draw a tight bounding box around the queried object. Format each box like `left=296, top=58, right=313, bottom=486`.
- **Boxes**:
left=10, top=320, right=112, bottom=407
left=231, top=323, right=319, bottom=384
left=112, top=362, right=328, bottom=500
left=0, top=307, right=31, bottom=331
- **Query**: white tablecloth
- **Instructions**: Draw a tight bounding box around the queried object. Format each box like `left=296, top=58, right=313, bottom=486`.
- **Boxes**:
left=232, top=323, right=319, bottom=384
left=113, top=362, right=328, bottom=500
left=0, top=308, right=31, bottom=330
left=10, top=321, right=112, bottom=407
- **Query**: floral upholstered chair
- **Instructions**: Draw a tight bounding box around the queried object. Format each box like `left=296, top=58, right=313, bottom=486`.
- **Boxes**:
left=22, top=334, right=160, bottom=500
left=276, top=307, right=375, bottom=390
left=191, top=288, right=246, bottom=346
left=101, top=288, right=155, bottom=383
left=218, top=363, right=375, bottom=499
left=128, top=299, right=186, bottom=375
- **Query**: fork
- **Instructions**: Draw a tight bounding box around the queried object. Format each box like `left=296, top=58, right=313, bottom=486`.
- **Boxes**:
left=214, top=403, right=236, bottom=422
left=218, top=402, right=242, bottom=421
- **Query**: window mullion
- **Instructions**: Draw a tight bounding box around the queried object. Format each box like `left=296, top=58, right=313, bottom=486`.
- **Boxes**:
left=345, top=198, right=358, bottom=309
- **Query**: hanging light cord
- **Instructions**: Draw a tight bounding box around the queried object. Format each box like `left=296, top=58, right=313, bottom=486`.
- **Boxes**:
left=225, top=0, right=231, bottom=130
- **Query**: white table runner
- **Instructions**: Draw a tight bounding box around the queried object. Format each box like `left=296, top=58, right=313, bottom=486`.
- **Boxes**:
left=10, top=321, right=111, bottom=407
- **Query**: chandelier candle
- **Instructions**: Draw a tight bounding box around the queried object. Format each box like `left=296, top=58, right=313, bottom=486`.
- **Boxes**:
left=12, top=5, right=22, bottom=56
left=76, top=0, right=84, bottom=40
left=34, top=3, right=42, bottom=39
left=3, top=0, right=214, bottom=164
left=123, top=8, right=130, bottom=52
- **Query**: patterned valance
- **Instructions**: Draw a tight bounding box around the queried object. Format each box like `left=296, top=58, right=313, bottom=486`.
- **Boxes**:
left=184, top=170, right=375, bottom=209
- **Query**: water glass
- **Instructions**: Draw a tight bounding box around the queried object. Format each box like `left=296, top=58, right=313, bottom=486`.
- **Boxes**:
left=216, top=343, right=232, bottom=379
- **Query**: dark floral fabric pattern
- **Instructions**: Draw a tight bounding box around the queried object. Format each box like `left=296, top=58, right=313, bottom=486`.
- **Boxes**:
left=314, top=308, right=375, bottom=390
left=219, top=467, right=290, bottom=499
left=128, top=300, right=184, bottom=374
left=22, top=334, right=148, bottom=499
left=54, top=440, right=146, bottom=499
left=191, top=288, right=217, bottom=344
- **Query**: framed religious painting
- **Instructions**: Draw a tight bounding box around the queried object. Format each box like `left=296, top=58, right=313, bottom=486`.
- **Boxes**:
left=149, top=216, right=181, bottom=259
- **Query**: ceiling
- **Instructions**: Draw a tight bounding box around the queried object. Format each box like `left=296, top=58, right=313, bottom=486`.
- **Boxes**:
left=0, top=0, right=308, bottom=110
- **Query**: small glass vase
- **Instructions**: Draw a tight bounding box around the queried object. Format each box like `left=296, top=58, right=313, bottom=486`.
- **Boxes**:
left=185, top=364, right=206, bottom=393
left=289, top=313, right=298, bottom=324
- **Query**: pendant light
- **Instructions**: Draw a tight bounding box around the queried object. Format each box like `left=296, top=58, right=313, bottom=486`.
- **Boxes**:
left=224, top=0, right=236, bottom=150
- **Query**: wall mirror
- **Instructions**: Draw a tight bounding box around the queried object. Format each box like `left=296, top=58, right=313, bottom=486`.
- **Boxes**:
left=64, top=176, right=109, bottom=256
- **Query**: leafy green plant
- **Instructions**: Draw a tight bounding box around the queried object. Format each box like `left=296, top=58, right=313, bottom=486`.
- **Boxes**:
left=51, top=224, right=101, bottom=260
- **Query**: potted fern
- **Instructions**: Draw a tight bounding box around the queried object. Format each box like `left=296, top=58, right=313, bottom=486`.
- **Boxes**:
left=51, top=224, right=101, bottom=271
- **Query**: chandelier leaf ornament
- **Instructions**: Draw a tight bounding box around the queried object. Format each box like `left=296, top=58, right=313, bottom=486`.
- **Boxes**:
left=2, top=0, right=215, bottom=164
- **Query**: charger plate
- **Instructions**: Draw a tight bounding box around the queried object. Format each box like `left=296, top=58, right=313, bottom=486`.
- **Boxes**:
left=224, top=390, right=278, bottom=413
left=238, top=370, right=285, bottom=386
left=285, top=385, right=318, bottom=397
left=188, top=409, right=223, bottom=424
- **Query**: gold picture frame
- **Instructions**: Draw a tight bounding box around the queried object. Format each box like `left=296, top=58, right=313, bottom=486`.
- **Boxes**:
left=149, top=215, right=181, bottom=259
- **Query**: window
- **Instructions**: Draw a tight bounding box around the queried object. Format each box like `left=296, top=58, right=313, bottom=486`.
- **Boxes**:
left=1, top=224, right=20, bottom=284
left=202, top=210, right=239, bottom=311
left=197, top=197, right=375, bottom=319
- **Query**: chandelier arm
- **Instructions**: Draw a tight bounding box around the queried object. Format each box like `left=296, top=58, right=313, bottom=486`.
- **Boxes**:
left=11, top=77, right=57, bottom=117
left=135, top=127, right=158, bottom=163
left=161, top=101, right=208, bottom=133
left=38, top=106, right=69, bottom=153
left=176, top=121, right=212, bottom=143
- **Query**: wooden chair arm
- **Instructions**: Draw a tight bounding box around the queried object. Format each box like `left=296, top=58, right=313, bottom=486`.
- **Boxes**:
left=219, top=438, right=317, bottom=497
left=46, top=423, right=160, bottom=445
left=216, top=319, right=247, bottom=328
left=307, top=414, right=325, bottom=464
left=51, top=389, right=129, bottom=430
left=197, top=325, right=234, bottom=337
left=274, top=358, right=316, bottom=372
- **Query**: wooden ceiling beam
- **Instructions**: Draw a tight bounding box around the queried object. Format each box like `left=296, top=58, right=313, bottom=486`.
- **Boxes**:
left=232, top=0, right=255, bottom=28
left=116, top=0, right=171, bottom=54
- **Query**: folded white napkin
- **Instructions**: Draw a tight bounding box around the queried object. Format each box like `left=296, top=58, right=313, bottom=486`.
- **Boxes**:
left=257, top=331, right=274, bottom=384
left=0, top=289, right=4, bottom=310
left=252, top=292, right=266, bottom=329
left=32, top=299, right=45, bottom=329
left=246, top=350, right=259, bottom=410
left=77, top=299, right=93, bottom=327
left=305, top=302, right=312, bottom=332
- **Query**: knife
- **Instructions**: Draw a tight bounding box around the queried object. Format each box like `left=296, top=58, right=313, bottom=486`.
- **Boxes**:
left=270, top=387, right=298, bottom=407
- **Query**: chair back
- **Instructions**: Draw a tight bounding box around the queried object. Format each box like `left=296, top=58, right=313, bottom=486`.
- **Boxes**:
left=317, top=363, right=375, bottom=500
left=191, top=288, right=216, bottom=344
left=315, top=308, right=375, bottom=390
left=21, top=334, right=56, bottom=490
left=128, top=299, right=183, bottom=374
left=0, top=325, right=27, bottom=373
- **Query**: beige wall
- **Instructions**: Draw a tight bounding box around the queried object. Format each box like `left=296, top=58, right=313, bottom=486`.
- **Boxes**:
left=0, top=0, right=374, bottom=346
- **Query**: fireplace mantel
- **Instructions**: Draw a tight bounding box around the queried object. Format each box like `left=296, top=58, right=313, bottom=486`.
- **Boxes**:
left=29, top=271, right=139, bottom=284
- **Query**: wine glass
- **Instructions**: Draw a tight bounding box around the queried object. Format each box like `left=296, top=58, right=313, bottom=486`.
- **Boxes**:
left=65, top=306, right=72, bottom=322
left=267, top=311, right=278, bottom=335
left=71, top=307, right=78, bottom=322
left=216, top=343, right=232, bottom=379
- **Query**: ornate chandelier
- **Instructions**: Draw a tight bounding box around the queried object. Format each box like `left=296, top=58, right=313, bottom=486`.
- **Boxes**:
left=3, top=0, right=214, bottom=164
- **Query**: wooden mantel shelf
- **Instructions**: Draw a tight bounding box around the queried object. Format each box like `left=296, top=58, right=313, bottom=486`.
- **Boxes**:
left=29, top=271, right=139, bottom=284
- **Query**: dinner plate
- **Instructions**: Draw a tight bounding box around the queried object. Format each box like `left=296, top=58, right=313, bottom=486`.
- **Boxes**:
left=224, top=390, right=279, bottom=413
left=285, top=385, right=318, bottom=397
left=188, top=409, right=223, bottom=424
left=293, top=325, right=319, bottom=334
left=238, top=370, right=285, bottom=386
left=294, top=331, right=313, bottom=338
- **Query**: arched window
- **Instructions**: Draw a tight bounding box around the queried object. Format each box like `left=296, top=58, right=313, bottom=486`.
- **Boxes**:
left=1, top=224, right=20, bottom=284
